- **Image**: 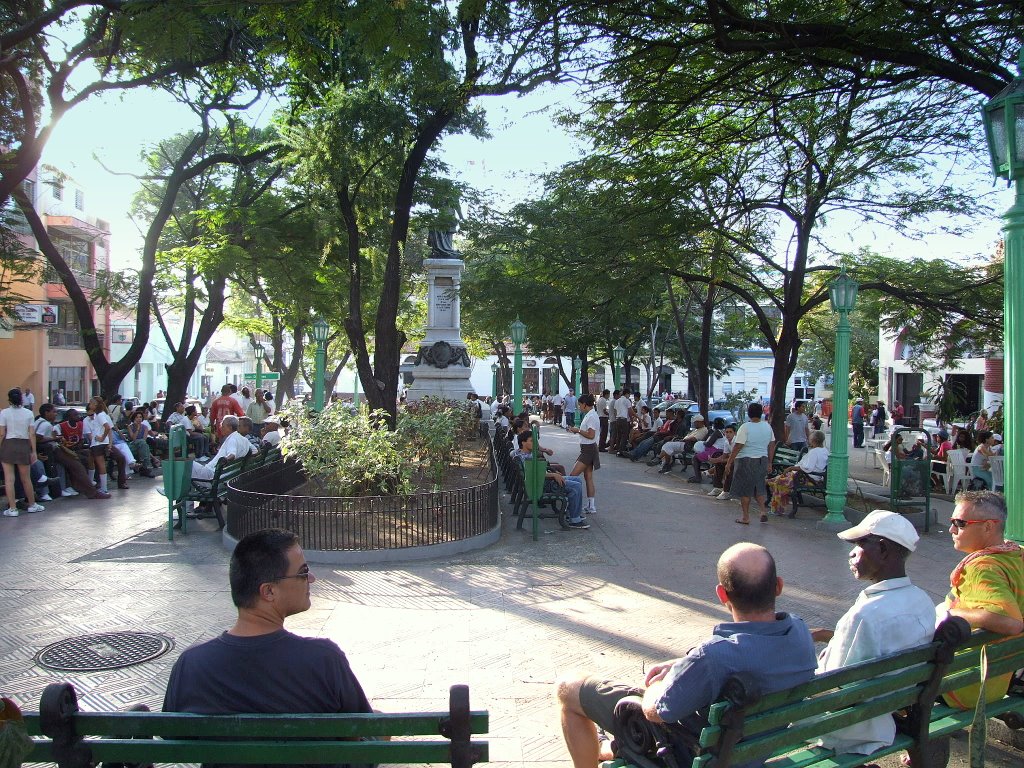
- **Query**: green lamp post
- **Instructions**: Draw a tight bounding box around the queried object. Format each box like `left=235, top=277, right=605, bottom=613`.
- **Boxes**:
left=510, top=317, right=527, bottom=413
left=982, top=48, right=1024, bottom=541
left=252, top=340, right=265, bottom=390
left=819, top=269, right=859, bottom=530
left=572, top=356, right=582, bottom=426
left=491, top=362, right=499, bottom=399
left=312, top=317, right=330, bottom=411
left=613, top=344, right=624, bottom=390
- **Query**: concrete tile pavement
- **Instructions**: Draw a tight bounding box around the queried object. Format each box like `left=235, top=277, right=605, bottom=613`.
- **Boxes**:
left=0, top=427, right=1020, bottom=768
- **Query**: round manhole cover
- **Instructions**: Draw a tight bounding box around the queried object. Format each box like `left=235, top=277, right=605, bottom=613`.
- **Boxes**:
left=35, top=632, right=174, bottom=672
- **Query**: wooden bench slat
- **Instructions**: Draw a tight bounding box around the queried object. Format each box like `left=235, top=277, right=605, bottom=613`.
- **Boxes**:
left=22, top=710, right=489, bottom=738
left=723, top=688, right=924, bottom=762
left=706, top=646, right=938, bottom=726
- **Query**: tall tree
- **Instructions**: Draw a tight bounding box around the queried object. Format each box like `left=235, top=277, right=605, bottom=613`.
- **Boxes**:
left=0, top=0, right=266, bottom=206
left=280, top=1, right=575, bottom=424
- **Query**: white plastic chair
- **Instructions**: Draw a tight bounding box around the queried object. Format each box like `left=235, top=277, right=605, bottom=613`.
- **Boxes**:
left=880, top=450, right=891, bottom=488
left=989, top=455, right=1004, bottom=492
left=945, top=449, right=971, bottom=495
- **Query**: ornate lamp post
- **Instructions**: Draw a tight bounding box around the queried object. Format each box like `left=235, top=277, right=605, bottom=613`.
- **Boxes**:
left=312, top=317, right=330, bottom=411
left=820, top=269, right=859, bottom=529
left=612, top=345, right=624, bottom=390
left=491, top=362, right=499, bottom=399
left=982, top=49, right=1024, bottom=541
left=510, top=317, right=527, bottom=413
left=252, top=340, right=265, bottom=390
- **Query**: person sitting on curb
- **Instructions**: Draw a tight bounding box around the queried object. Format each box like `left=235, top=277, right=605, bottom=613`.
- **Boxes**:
left=555, top=543, right=815, bottom=768
left=810, top=511, right=935, bottom=756
left=656, top=414, right=707, bottom=474
left=513, top=430, right=588, bottom=530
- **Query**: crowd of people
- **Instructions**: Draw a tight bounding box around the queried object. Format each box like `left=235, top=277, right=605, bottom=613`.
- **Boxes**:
left=489, top=388, right=834, bottom=527
left=0, top=384, right=283, bottom=518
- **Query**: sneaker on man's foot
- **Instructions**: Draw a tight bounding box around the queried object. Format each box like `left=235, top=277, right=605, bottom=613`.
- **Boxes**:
left=37, top=474, right=48, bottom=484
left=3, top=508, right=18, bottom=517
left=707, top=487, right=722, bottom=496
left=92, top=492, right=112, bottom=500
left=567, top=518, right=591, bottom=530
left=61, top=488, right=79, bottom=497
left=26, top=503, right=45, bottom=513
left=38, top=493, right=53, bottom=501
left=716, top=492, right=734, bottom=501
left=657, top=465, right=672, bottom=474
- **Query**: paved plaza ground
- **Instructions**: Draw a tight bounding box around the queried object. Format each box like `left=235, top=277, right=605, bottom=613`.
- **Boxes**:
left=2, top=425, right=1022, bottom=767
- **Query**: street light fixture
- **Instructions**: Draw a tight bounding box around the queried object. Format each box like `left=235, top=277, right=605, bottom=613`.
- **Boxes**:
left=491, top=362, right=499, bottom=399
left=312, top=317, right=330, bottom=410
left=252, top=340, right=265, bottom=390
left=612, top=344, right=624, bottom=390
left=510, top=317, right=527, bottom=413
left=820, top=269, right=859, bottom=529
left=982, top=49, right=1024, bottom=541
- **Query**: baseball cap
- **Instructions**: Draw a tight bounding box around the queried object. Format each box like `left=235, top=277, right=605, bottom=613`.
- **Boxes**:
left=837, top=510, right=919, bottom=552
left=692, top=414, right=705, bottom=422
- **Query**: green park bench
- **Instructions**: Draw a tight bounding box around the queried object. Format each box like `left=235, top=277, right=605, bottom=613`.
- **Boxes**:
left=601, top=618, right=1024, bottom=768
left=160, top=426, right=281, bottom=539
left=20, top=681, right=488, bottom=768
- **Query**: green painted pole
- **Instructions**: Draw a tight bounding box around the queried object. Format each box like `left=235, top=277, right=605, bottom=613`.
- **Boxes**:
left=821, top=305, right=852, bottom=528
left=255, top=355, right=262, bottom=390
left=1004, top=181, right=1024, bottom=541
left=513, top=343, right=524, bottom=413
left=313, top=342, right=326, bottom=411
left=353, top=370, right=359, bottom=406
left=492, top=367, right=498, bottom=399
left=573, top=357, right=582, bottom=426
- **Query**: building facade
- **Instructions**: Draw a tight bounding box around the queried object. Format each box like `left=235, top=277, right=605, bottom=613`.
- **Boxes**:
left=1, top=165, right=112, bottom=406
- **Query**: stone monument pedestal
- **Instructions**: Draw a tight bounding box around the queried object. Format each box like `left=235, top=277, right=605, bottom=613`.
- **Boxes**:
left=406, top=258, right=474, bottom=402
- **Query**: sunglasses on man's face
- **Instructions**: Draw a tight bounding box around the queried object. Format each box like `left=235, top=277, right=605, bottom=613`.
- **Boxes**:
left=949, top=518, right=999, bottom=530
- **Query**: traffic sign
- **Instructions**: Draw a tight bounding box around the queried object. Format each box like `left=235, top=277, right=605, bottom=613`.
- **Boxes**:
left=244, top=372, right=280, bottom=381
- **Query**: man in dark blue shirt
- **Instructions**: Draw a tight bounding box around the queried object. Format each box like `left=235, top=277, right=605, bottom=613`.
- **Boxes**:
left=555, top=543, right=816, bottom=768
left=163, top=529, right=372, bottom=766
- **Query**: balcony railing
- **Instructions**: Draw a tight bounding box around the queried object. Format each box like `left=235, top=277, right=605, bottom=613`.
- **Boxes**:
left=47, top=329, right=105, bottom=350
left=43, top=265, right=96, bottom=290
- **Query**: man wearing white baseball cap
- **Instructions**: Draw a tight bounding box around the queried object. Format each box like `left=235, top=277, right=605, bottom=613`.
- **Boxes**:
left=810, top=510, right=935, bottom=755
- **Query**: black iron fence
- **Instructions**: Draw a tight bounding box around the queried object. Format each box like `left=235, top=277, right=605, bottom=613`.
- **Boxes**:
left=225, top=454, right=499, bottom=551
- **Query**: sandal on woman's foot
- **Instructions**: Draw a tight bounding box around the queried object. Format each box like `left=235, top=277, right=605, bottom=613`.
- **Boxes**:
left=759, top=514, right=769, bottom=523
left=735, top=518, right=750, bottom=525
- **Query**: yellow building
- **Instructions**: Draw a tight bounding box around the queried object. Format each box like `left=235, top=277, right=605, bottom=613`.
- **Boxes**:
left=1, top=164, right=111, bottom=407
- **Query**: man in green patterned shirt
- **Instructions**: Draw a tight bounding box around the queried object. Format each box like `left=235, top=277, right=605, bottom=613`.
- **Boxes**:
left=942, top=490, right=1024, bottom=708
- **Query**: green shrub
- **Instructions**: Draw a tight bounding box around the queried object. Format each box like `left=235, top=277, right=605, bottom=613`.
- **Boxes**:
left=279, top=402, right=412, bottom=496
left=279, top=397, right=476, bottom=495
left=397, top=397, right=476, bottom=488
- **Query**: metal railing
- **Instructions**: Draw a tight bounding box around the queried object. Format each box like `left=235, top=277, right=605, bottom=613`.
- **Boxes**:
left=47, top=329, right=104, bottom=350
left=43, top=265, right=96, bottom=290
left=225, top=453, right=499, bottom=552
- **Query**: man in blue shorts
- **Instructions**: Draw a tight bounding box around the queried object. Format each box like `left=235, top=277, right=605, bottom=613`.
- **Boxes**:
left=555, top=543, right=816, bottom=767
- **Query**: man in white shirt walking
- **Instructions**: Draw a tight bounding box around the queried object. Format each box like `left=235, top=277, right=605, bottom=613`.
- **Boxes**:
left=811, top=511, right=935, bottom=756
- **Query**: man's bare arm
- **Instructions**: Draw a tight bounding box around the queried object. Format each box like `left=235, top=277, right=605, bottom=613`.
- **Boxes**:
left=950, top=607, right=1024, bottom=635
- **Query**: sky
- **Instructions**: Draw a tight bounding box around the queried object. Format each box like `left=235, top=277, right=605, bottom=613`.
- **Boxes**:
left=40, top=68, right=1008, bottom=272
